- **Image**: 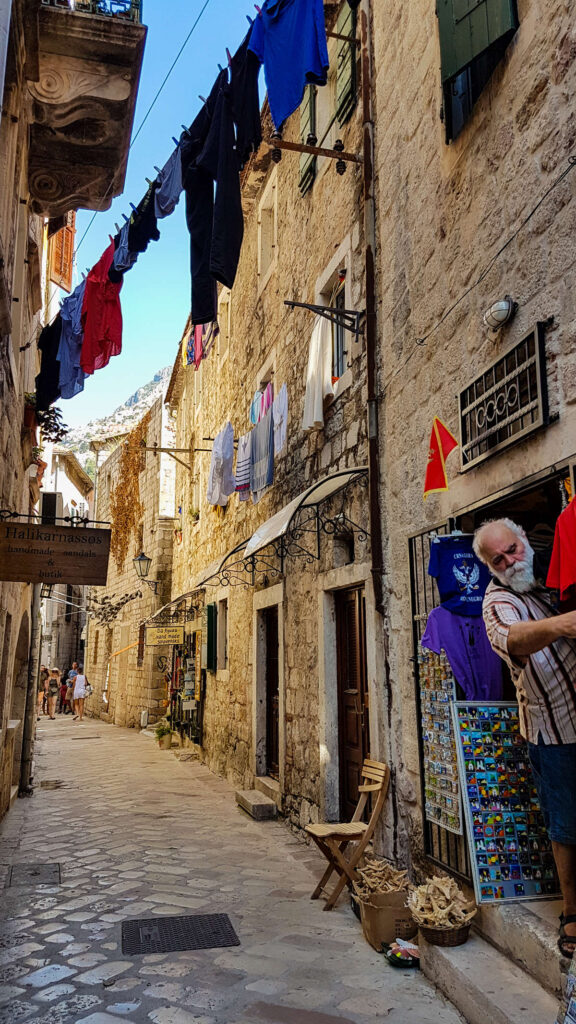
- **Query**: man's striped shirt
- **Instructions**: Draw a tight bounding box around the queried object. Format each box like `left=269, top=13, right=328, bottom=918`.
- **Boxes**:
left=483, top=580, right=576, bottom=745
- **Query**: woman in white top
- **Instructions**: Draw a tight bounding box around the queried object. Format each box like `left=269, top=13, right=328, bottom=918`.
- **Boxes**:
left=72, top=666, right=88, bottom=721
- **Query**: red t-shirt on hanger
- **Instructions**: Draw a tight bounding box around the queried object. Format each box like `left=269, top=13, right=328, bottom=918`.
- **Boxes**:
left=546, top=500, right=576, bottom=600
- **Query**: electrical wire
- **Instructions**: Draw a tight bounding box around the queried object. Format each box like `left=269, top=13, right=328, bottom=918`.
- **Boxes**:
left=379, top=154, right=576, bottom=398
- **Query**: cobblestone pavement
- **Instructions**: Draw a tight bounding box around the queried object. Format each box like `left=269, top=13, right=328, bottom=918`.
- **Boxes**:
left=0, top=718, right=465, bottom=1024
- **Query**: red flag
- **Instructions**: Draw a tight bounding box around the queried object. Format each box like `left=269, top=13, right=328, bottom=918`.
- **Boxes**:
left=424, top=417, right=458, bottom=499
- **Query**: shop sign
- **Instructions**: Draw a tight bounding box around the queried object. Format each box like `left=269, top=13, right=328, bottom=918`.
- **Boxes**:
left=182, top=698, right=197, bottom=711
left=0, top=522, right=111, bottom=585
left=145, top=625, right=185, bottom=647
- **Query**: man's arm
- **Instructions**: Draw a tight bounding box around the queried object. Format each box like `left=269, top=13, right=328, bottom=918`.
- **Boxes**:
left=508, top=610, right=576, bottom=657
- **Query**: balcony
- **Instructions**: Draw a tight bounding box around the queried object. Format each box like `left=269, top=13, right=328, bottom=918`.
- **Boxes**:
left=27, top=0, right=147, bottom=217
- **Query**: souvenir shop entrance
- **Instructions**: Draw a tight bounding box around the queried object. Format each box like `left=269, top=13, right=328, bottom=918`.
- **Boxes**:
left=170, top=627, right=205, bottom=745
left=409, top=460, right=574, bottom=882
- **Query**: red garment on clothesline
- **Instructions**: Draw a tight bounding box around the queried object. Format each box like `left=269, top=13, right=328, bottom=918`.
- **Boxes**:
left=80, top=242, right=123, bottom=374
left=546, top=500, right=576, bottom=599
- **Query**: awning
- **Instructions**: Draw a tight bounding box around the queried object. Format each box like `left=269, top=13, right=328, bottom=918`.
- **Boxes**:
left=244, top=467, right=368, bottom=559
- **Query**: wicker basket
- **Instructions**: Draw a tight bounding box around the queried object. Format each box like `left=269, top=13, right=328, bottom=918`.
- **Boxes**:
left=418, top=923, right=471, bottom=947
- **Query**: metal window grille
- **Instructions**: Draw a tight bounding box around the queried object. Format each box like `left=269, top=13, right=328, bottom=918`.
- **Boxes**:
left=459, top=323, right=549, bottom=471
left=409, top=525, right=472, bottom=882
left=41, top=0, right=142, bottom=22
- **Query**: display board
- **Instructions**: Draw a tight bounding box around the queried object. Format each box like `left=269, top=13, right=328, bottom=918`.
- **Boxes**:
left=557, top=958, right=576, bottom=1024
left=453, top=702, right=560, bottom=904
left=418, top=646, right=462, bottom=835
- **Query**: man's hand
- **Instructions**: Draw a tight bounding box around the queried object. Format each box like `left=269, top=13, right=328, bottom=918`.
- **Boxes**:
left=508, top=610, right=576, bottom=657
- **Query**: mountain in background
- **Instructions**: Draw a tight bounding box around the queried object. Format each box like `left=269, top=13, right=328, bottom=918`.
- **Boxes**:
left=61, top=366, right=172, bottom=478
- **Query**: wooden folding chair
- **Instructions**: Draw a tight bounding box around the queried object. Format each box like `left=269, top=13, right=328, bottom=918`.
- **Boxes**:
left=305, top=758, right=390, bottom=910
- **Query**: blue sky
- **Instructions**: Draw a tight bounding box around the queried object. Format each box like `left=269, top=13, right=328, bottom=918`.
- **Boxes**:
left=60, top=0, right=255, bottom=429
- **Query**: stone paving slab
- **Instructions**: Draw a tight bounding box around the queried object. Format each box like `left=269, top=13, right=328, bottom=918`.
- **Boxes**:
left=0, top=718, right=467, bottom=1023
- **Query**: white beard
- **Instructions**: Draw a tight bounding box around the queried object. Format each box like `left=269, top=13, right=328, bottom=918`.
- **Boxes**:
left=494, top=541, right=536, bottom=594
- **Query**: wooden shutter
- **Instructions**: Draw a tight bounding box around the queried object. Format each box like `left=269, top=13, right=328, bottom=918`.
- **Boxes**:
left=436, top=0, right=518, bottom=84
left=299, top=85, right=317, bottom=196
left=206, top=603, right=217, bottom=672
left=336, top=4, right=358, bottom=127
left=48, top=211, right=76, bottom=294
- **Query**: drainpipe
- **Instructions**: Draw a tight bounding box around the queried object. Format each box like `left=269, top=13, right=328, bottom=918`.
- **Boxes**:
left=19, top=583, right=42, bottom=796
left=360, top=2, right=384, bottom=617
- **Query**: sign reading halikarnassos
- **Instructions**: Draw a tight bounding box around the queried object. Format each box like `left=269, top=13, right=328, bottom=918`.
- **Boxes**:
left=0, top=522, right=111, bottom=585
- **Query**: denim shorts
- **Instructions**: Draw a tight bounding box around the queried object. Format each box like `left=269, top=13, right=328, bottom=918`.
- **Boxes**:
left=528, top=737, right=576, bottom=845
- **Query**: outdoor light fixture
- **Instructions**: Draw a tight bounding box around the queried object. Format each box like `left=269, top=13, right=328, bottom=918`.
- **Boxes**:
left=133, top=551, right=159, bottom=594
left=482, top=296, right=518, bottom=332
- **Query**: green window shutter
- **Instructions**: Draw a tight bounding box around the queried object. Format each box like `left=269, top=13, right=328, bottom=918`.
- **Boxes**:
left=437, top=0, right=518, bottom=84
left=299, top=85, right=317, bottom=196
left=336, top=5, right=358, bottom=126
left=206, top=603, right=217, bottom=672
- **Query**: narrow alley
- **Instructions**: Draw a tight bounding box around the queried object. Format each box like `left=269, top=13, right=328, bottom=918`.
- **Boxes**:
left=0, top=720, right=465, bottom=1024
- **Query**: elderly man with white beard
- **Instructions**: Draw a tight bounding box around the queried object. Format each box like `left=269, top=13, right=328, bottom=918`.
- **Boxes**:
left=473, top=517, right=576, bottom=959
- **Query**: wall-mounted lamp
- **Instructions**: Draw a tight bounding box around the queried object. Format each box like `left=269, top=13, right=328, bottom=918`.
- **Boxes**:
left=482, top=295, right=518, bottom=332
left=133, top=552, right=159, bottom=594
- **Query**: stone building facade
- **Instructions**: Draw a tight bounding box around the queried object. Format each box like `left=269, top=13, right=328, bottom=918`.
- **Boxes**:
left=370, top=0, right=576, bottom=881
left=84, top=397, right=177, bottom=728
left=165, top=3, right=388, bottom=832
left=0, top=0, right=145, bottom=818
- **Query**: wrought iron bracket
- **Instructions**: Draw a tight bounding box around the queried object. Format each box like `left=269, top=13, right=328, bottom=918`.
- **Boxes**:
left=284, top=300, right=365, bottom=343
left=0, top=509, right=110, bottom=526
left=125, top=443, right=193, bottom=472
left=267, top=138, right=361, bottom=164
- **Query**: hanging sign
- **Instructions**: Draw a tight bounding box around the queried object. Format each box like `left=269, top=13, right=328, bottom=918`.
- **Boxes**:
left=145, top=625, right=185, bottom=647
left=453, top=702, right=560, bottom=904
left=0, top=522, right=111, bottom=585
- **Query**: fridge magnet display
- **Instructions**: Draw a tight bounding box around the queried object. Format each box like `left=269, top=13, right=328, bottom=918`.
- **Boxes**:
left=452, top=702, right=561, bottom=904
left=418, top=646, right=462, bottom=835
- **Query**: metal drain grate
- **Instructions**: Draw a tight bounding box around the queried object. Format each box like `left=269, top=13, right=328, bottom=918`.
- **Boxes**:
left=121, top=913, right=240, bottom=955
left=8, top=863, right=61, bottom=886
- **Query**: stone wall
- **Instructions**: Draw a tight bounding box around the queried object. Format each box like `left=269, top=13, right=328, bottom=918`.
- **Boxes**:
left=372, top=0, right=576, bottom=865
left=168, top=16, right=387, bottom=829
left=85, top=398, right=176, bottom=729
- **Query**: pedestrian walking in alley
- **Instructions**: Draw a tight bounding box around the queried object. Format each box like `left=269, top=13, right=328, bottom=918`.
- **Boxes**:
left=72, top=665, right=89, bottom=721
left=37, top=665, right=49, bottom=716
left=65, top=674, right=75, bottom=714
left=58, top=675, right=68, bottom=713
left=46, top=668, right=61, bottom=720
left=474, top=518, right=576, bottom=959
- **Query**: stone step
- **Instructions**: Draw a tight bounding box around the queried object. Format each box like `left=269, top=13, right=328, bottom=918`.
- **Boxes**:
left=253, top=775, right=282, bottom=809
left=420, top=932, right=559, bottom=1024
left=236, top=789, right=278, bottom=821
left=476, top=900, right=569, bottom=999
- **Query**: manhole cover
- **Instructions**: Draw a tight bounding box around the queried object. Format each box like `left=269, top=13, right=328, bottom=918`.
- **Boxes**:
left=40, top=780, right=64, bottom=789
left=121, top=913, right=240, bottom=955
left=8, top=864, right=60, bottom=886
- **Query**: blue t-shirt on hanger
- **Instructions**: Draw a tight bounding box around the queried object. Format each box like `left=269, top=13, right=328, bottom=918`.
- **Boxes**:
left=428, top=535, right=491, bottom=617
left=248, top=0, right=329, bottom=131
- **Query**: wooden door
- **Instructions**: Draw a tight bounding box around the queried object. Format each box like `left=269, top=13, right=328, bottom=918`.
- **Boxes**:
left=264, top=606, right=280, bottom=780
left=335, top=587, right=369, bottom=819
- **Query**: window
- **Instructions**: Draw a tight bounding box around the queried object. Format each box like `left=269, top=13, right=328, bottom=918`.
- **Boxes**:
left=217, top=598, right=228, bottom=670
left=437, top=0, right=519, bottom=142
left=333, top=287, right=346, bottom=380
left=258, top=171, right=277, bottom=287
left=299, top=5, right=358, bottom=194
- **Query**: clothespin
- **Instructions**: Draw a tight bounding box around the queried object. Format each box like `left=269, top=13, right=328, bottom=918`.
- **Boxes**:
left=122, top=213, right=129, bottom=223
left=226, top=48, right=232, bottom=66
left=246, top=14, right=253, bottom=23
left=199, top=95, right=208, bottom=106
left=145, top=177, right=153, bottom=185
left=218, top=63, right=223, bottom=72
left=129, top=203, right=137, bottom=212
left=108, top=234, right=114, bottom=243
left=254, top=4, right=261, bottom=12
left=180, top=125, right=190, bottom=137
left=81, top=272, right=86, bottom=281
left=154, top=165, right=161, bottom=174
left=172, top=136, right=179, bottom=146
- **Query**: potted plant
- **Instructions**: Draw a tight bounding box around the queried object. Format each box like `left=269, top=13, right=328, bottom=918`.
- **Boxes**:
left=407, top=875, right=477, bottom=947
left=24, top=393, right=38, bottom=430
left=155, top=718, right=173, bottom=750
left=36, top=405, right=69, bottom=444
left=188, top=507, right=200, bottom=525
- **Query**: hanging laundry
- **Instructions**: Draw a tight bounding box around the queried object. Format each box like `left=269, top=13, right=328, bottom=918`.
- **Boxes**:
left=422, top=606, right=503, bottom=702
left=80, top=242, right=123, bottom=375
left=272, top=382, right=288, bottom=454
left=35, top=315, right=63, bottom=411
left=154, top=147, right=183, bottom=219
left=248, top=0, right=329, bottom=130
left=58, top=279, right=87, bottom=400
left=181, top=69, right=243, bottom=327
left=207, top=421, right=236, bottom=506
left=428, top=535, right=491, bottom=617
left=235, top=432, right=252, bottom=501
left=112, top=221, right=139, bottom=275
left=250, top=390, right=264, bottom=425
left=546, top=501, right=576, bottom=600
left=202, top=319, right=219, bottom=361
left=250, top=408, right=274, bottom=503
left=230, top=28, right=262, bottom=165
left=302, top=316, right=334, bottom=431
left=128, top=181, right=160, bottom=254
left=181, top=328, right=195, bottom=368
left=261, top=381, right=274, bottom=418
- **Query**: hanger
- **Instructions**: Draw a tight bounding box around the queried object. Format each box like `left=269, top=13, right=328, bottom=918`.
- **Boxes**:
left=122, top=213, right=129, bottom=223
left=199, top=95, right=208, bottom=106
left=226, top=48, right=232, bottom=67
